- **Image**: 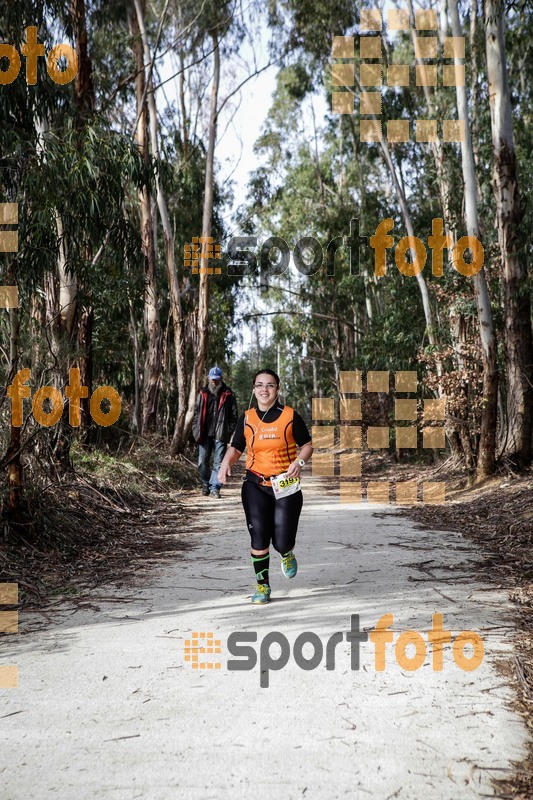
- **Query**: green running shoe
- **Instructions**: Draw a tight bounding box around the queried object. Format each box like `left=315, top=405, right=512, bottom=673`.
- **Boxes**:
left=281, top=551, right=297, bottom=579
left=251, top=584, right=271, bottom=604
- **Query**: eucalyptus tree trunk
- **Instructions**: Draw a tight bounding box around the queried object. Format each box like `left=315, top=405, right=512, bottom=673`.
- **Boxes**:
left=348, top=116, right=436, bottom=345
left=179, top=50, right=189, bottom=161
left=129, top=296, right=142, bottom=433
left=183, top=28, right=221, bottom=437
left=449, top=309, right=476, bottom=468
left=380, top=139, right=436, bottom=347
left=409, top=0, right=471, bottom=461
left=70, top=0, right=97, bottom=439
left=364, top=279, right=374, bottom=324
left=133, top=0, right=188, bottom=452
left=55, top=212, right=77, bottom=337
left=130, top=2, right=162, bottom=434
left=407, top=0, right=457, bottom=247
left=485, top=0, right=533, bottom=465
left=449, top=0, right=498, bottom=477
left=71, top=0, right=94, bottom=118
left=42, top=0, right=96, bottom=458
left=6, top=277, right=22, bottom=519
left=38, top=112, right=69, bottom=460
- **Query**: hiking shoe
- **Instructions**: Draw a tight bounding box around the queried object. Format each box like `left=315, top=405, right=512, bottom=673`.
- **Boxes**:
left=201, top=486, right=210, bottom=496
left=210, top=489, right=221, bottom=499
left=251, top=584, right=271, bottom=604
left=281, top=552, right=297, bottom=579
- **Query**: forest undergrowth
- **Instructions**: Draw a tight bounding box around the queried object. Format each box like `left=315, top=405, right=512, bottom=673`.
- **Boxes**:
left=0, top=437, right=199, bottom=610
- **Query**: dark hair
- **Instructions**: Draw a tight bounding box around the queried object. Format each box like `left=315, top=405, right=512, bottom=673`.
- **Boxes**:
left=252, top=368, right=280, bottom=387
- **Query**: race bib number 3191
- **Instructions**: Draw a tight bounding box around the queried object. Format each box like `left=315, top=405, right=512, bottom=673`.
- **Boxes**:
left=271, top=472, right=301, bottom=499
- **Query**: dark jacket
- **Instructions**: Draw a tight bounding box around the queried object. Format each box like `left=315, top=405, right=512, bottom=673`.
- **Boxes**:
left=192, top=382, right=238, bottom=444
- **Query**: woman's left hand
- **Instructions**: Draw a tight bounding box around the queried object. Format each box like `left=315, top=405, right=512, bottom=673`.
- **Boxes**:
left=286, top=460, right=302, bottom=478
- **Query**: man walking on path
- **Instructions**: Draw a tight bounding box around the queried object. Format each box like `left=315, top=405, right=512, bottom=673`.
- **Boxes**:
left=192, top=366, right=238, bottom=498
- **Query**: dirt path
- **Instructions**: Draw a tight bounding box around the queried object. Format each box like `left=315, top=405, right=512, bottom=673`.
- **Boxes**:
left=0, top=477, right=528, bottom=798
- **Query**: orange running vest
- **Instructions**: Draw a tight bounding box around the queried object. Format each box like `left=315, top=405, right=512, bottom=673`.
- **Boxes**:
left=244, top=406, right=298, bottom=477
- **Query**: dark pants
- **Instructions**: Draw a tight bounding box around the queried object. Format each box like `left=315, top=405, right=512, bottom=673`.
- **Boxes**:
left=241, top=477, right=303, bottom=552
left=198, top=438, right=227, bottom=492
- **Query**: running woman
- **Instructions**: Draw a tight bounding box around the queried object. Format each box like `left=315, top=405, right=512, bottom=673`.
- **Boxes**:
left=218, top=369, right=313, bottom=604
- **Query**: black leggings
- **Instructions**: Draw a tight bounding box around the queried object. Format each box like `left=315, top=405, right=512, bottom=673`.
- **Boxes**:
left=241, top=477, right=303, bottom=553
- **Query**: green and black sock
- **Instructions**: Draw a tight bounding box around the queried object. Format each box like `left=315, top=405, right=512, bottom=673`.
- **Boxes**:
left=282, top=550, right=293, bottom=559
left=251, top=552, right=270, bottom=585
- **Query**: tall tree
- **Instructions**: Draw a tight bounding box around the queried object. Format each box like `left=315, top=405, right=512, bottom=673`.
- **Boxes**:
left=130, top=0, right=163, bottom=434
left=71, top=0, right=96, bottom=438
left=133, top=0, right=189, bottom=452
left=485, top=0, right=533, bottom=465
left=449, top=0, right=498, bottom=477
left=184, top=26, right=221, bottom=435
